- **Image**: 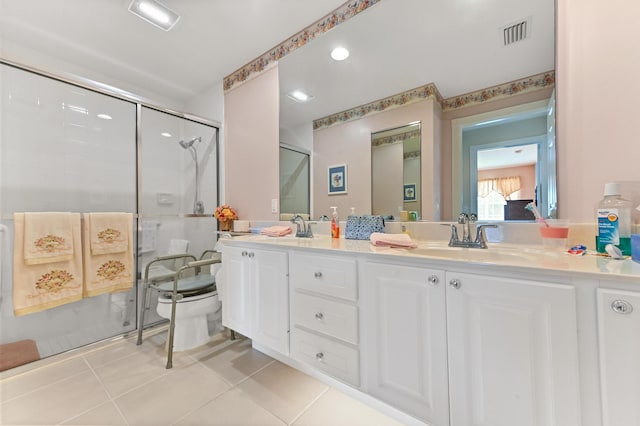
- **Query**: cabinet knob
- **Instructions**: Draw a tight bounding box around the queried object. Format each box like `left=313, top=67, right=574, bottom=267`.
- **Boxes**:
left=449, top=279, right=461, bottom=289
left=315, top=352, right=324, bottom=362
left=314, top=271, right=323, bottom=279
left=428, top=275, right=439, bottom=285
left=611, top=299, right=633, bottom=314
left=248, top=252, right=254, bottom=258
left=241, top=251, right=248, bottom=257
left=315, top=312, right=324, bottom=321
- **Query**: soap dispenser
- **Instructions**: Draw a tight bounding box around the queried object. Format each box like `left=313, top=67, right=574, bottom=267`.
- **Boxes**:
left=330, top=206, right=340, bottom=239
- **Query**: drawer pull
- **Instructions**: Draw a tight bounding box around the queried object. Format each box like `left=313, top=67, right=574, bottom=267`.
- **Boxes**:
left=248, top=252, right=254, bottom=258
left=315, top=352, right=324, bottom=362
left=611, top=300, right=633, bottom=314
left=241, top=251, right=248, bottom=257
left=449, top=279, right=461, bottom=289
left=315, top=312, right=324, bottom=321
left=314, top=271, right=323, bottom=279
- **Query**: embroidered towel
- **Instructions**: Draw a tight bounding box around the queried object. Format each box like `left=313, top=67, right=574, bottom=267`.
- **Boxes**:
left=13, top=213, right=83, bottom=316
left=87, top=213, right=131, bottom=255
left=82, top=213, right=134, bottom=297
left=369, top=232, right=418, bottom=248
left=260, top=226, right=292, bottom=237
left=23, top=212, right=75, bottom=265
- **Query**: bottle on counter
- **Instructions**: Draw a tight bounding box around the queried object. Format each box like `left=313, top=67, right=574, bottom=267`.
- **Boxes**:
left=597, top=182, right=632, bottom=255
left=330, top=206, right=340, bottom=239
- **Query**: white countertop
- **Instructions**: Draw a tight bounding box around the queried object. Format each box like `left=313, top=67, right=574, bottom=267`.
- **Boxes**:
left=222, top=234, right=640, bottom=283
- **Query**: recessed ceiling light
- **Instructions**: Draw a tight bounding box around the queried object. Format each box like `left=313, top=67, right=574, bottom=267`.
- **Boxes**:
left=161, top=132, right=172, bottom=137
left=97, top=113, right=112, bottom=120
left=128, top=0, right=180, bottom=31
left=287, top=90, right=315, bottom=103
left=331, top=47, right=350, bottom=61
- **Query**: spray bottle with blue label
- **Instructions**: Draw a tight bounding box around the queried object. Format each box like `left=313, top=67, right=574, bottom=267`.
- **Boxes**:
left=597, top=183, right=632, bottom=255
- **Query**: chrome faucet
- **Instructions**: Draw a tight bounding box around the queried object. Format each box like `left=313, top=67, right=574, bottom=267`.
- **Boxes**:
left=291, top=215, right=313, bottom=238
left=448, top=213, right=497, bottom=248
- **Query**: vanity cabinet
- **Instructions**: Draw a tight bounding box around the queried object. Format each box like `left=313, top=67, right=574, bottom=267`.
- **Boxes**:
left=360, top=261, right=449, bottom=425
left=597, top=288, right=640, bottom=426
left=289, top=252, right=360, bottom=386
left=221, top=245, right=289, bottom=354
left=445, top=271, right=581, bottom=426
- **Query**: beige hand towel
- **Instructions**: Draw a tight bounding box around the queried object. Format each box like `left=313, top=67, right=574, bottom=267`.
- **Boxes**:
left=87, top=213, right=131, bottom=255
left=82, top=214, right=134, bottom=297
left=260, top=226, right=292, bottom=237
left=23, top=212, right=75, bottom=265
left=370, top=232, right=418, bottom=248
left=13, top=213, right=83, bottom=316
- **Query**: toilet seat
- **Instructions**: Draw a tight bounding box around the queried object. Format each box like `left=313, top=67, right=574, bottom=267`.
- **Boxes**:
left=157, top=286, right=216, bottom=302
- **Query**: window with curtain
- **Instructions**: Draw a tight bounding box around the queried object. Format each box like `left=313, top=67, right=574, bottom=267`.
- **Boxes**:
left=477, top=176, right=521, bottom=220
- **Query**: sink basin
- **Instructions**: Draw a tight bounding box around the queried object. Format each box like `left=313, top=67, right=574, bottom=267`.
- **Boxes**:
left=412, top=246, right=537, bottom=263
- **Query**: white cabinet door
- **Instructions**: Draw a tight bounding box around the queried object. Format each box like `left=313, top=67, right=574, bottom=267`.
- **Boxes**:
left=221, top=245, right=254, bottom=338
left=597, top=288, right=640, bottom=426
left=446, top=272, right=581, bottom=426
left=361, top=262, right=449, bottom=425
left=253, top=249, right=289, bottom=355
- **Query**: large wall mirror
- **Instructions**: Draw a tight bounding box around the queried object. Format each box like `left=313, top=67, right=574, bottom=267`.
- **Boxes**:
left=371, top=123, right=421, bottom=219
left=278, top=0, right=555, bottom=221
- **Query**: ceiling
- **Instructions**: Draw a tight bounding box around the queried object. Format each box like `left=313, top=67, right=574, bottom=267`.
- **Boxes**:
left=0, top=0, right=554, bottom=125
left=0, top=0, right=347, bottom=105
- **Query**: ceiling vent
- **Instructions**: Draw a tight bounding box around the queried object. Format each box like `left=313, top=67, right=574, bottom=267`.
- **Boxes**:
left=503, top=17, right=531, bottom=46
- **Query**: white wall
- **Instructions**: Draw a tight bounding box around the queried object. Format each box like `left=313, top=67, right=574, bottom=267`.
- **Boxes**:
left=557, top=0, right=640, bottom=222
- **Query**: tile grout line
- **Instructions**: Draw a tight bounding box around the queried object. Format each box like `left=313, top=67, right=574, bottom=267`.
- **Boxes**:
left=287, top=386, right=331, bottom=425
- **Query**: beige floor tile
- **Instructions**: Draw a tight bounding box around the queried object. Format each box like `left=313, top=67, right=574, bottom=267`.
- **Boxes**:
left=93, top=343, right=194, bottom=398
left=0, top=357, right=90, bottom=402
left=236, top=361, right=328, bottom=424
left=174, top=388, right=286, bottom=426
left=195, top=337, right=275, bottom=385
left=61, top=401, right=128, bottom=425
left=293, top=388, right=406, bottom=426
left=0, top=371, right=110, bottom=425
left=114, top=361, right=231, bottom=425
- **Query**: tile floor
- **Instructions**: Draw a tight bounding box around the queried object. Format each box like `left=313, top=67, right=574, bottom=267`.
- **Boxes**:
left=0, top=328, right=405, bottom=425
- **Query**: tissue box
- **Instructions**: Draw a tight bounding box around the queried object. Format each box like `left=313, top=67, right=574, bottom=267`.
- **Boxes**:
left=632, top=234, right=640, bottom=263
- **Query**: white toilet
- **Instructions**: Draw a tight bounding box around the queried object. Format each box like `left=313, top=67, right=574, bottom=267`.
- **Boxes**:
left=156, top=289, right=220, bottom=351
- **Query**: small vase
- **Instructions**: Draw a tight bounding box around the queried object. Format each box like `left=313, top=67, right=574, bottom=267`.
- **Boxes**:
left=219, top=220, right=232, bottom=232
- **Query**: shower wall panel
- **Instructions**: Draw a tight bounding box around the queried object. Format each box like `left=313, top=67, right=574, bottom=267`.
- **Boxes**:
left=0, top=64, right=137, bottom=358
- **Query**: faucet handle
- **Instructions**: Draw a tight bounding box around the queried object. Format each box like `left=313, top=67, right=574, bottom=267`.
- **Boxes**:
left=469, top=213, right=477, bottom=223
left=448, top=223, right=459, bottom=246
left=457, top=213, right=468, bottom=224
left=474, top=224, right=498, bottom=248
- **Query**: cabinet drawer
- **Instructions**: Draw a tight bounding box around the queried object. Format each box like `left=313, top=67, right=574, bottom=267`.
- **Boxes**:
left=290, top=253, right=357, bottom=301
left=291, top=327, right=359, bottom=387
left=292, top=291, right=358, bottom=344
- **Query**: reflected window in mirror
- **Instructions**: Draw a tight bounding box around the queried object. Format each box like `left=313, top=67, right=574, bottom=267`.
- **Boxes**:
left=279, top=145, right=310, bottom=220
left=371, top=122, right=421, bottom=220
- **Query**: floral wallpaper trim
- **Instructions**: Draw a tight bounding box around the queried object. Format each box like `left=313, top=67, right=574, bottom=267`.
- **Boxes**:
left=313, top=71, right=555, bottom=130
left=223, top=0, right=382, bottom=93
left=441, top=71, right=555, bottom=112
left=313, top=83, right=442, bottom=130
left=372, top=129, right=421, bottom=147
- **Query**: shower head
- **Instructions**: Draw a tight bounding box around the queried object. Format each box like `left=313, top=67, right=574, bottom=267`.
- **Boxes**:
left=178, top=136, right=201, bottom=149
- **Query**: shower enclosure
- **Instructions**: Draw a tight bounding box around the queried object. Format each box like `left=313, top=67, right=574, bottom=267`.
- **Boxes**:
left=0, top=60, right=219, bottom=365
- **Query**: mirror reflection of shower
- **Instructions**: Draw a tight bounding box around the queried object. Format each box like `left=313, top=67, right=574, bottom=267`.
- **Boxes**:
left=179, top=136, right=204, bottom=214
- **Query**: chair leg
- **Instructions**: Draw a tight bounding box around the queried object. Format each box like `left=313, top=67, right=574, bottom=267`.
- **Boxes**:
left=166, top=294, right=178, bottom=369
left=136, top=283, right=150, bottom=345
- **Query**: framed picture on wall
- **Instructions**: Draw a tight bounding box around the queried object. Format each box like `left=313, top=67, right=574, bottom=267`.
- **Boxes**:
left=328, top=164, right=347, bottom=195
left=403, top=183, right=417, bottom=201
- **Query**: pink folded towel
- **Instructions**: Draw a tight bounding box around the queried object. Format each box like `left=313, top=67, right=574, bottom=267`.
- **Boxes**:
left=370, top=232, right=417, bottom=248
left=260, top=226, right=292, bottom=237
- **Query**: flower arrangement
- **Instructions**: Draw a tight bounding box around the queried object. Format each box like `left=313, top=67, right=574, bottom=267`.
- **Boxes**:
left=214, top=205, right=238, bottom=223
